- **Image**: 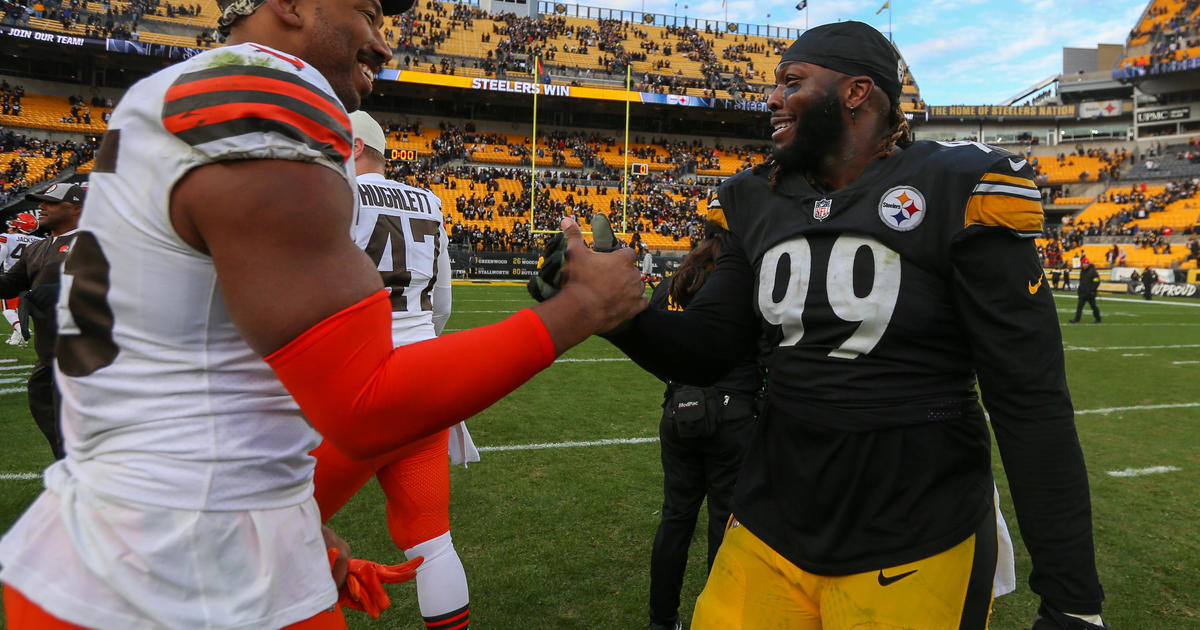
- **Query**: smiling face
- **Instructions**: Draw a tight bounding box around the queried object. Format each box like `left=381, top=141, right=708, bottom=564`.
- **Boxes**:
left=297, top=0, right=392, bottom=111
left=767, top=61, right=847, bottom=174
left=37, top=200, right=81, bottom=234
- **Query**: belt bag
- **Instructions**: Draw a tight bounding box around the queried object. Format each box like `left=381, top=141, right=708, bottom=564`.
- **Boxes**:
left=669, top=386, right=715, bottom=438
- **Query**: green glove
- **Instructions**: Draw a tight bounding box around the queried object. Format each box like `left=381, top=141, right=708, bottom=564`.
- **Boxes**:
left=589, top=212, right=620, bottom=253
left=527, top=231, right=566, bottom=302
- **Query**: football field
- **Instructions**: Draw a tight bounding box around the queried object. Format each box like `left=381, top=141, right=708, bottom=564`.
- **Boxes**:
left=0, top=284, right=1197, bottom=629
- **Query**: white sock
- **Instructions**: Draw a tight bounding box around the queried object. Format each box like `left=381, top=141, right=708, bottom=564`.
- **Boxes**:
left=405, top=531, right=469, bottom=624
left=2, top=309, right=17, bottom=327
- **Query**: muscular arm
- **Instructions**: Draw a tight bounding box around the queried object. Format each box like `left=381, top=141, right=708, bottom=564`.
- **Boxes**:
left=950, top=229, right=1103, bottom=615
left=606, top=236, right=759, bottom=385
left=171, top=159, right=645, bottom=459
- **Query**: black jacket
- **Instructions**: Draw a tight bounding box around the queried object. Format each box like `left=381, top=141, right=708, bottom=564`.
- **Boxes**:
left=0, top=231, right=77, bottom=361
left=1077, top=264, right=1100, bottom=297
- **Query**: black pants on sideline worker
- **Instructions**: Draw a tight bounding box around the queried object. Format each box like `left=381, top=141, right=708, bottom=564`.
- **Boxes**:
left=1072, top=294, right=1101, bottom=323
left=27, top=358, right=63, bottom=459
left=649, top=387, right=755, bottom=629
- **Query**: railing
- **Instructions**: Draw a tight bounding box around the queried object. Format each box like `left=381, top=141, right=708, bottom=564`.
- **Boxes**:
left=537, top=0, right=801, bottom=40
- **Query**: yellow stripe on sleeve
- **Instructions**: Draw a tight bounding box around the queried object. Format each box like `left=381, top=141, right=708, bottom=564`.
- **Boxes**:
left=964, top=194, right=1044, bottom=232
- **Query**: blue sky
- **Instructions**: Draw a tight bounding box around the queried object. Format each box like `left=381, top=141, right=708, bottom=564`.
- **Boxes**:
left=602, top=0, right=1149, bottom=105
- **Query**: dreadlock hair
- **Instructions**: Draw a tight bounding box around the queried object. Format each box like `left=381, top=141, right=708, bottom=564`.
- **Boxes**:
left=751, top=157, right=783, bottom=192
left=881, top=96, right=914, bottom=154
left=669, top=231, right=726, bottom=309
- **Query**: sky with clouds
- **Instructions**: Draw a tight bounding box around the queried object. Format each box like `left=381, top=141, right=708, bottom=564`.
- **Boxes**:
left=597, top=0, right=1149, bottom=105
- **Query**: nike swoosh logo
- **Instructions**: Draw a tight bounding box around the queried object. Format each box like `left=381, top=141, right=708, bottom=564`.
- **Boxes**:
left=877, top=568, right=918, bottom=586
left=1008, top=158, right=1027, bottom=171
left=1029, top=274, right=1043, bottom=294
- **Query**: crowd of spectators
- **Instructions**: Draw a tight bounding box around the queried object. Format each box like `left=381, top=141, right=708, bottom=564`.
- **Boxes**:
left=1099, top=177, right=1200, bottom=225
left=376, top=1, right=785, bottom=105
left=0, top=82, right=24, bottom=117
left=1120, top=0, right=1200, bottom=74
left=0, top=129, right=96, bottom=205
left=1030, top=145, right=1129, bottom=184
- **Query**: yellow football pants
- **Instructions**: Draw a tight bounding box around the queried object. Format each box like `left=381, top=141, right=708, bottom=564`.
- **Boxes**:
left=692, top=516, right=996, bottom=630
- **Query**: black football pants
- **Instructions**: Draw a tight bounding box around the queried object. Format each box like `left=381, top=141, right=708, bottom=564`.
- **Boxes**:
left=649, top=412, right=754, bottom=626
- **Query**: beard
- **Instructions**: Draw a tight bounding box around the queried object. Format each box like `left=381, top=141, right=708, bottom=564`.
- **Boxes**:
left=771, top=87, right=846, bottom=175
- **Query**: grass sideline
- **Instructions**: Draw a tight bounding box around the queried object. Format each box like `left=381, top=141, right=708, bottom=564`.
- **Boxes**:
left=0, top=285, right=1196, bottom=628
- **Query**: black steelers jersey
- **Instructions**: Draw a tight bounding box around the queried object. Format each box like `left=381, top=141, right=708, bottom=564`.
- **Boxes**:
left=610, top=140, right=1103, bottom=614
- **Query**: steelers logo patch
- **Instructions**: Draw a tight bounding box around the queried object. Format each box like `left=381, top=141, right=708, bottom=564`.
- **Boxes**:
left=878, top=186, right=926, bottom=231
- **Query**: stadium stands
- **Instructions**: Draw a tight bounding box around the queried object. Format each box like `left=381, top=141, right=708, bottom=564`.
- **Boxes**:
left=0, top=93, right=110, bottom=134
left=1117, top=0, right=1200, bottom=74
left=1030, top=147, right=1129, bottom=184
left=1123, top=139, right=1200, bottom=180
left=0, top=0, right=925, bottom=109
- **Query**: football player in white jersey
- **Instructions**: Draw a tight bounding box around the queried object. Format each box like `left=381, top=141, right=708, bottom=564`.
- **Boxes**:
left=311, top=110, right=473, bottom=629
left=0, top=212, right=44, bottom=344
left=0, top=0, right=646, bottom=626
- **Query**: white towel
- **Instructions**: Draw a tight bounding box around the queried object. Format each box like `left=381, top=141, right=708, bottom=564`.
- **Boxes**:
left=447, top=422, right=480, bottom=468
left=993, top=484, right=1017, bottom=598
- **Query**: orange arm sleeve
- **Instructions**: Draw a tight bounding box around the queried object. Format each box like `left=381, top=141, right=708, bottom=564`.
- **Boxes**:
left=266, top=290, right=556, bottom=460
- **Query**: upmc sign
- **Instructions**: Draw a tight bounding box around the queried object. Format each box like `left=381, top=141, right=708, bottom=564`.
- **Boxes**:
left=1135, top=107, right=1191, bottom=123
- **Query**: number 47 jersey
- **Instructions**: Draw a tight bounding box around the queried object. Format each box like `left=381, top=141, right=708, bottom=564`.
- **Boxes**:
left=351, top=172, right=451, bottom=346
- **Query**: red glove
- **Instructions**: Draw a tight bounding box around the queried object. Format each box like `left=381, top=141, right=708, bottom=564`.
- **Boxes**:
left=327, top=548, right=424, bottom=619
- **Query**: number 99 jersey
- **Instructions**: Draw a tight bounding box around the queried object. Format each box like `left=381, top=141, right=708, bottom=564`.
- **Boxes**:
left=715, top=140, right=1059, bottom=575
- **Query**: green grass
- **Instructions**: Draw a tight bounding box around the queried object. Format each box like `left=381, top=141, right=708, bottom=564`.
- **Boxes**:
left=1, top=286, right=1199, bottom=629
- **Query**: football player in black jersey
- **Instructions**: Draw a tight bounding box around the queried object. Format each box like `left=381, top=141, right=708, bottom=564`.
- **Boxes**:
left=568, top=20, right=1106, bottom=630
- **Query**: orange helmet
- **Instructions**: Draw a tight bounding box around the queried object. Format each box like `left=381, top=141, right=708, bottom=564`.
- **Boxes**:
left=7, top=212, right=38, bottom=234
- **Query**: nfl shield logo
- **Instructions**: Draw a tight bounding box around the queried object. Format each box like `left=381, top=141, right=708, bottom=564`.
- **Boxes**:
left=813, top=198, right=833, bottom=221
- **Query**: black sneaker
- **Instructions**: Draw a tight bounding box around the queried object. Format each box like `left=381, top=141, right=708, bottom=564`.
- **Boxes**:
left=647, top=621, right=682, bottom=630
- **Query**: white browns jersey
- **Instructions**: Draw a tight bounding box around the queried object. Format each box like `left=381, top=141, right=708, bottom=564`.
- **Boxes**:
left=0, top=42, right=355, bottom=629
left=0, top=232, right=44, bottom=272
left=351, top=171, right=451, bottom=345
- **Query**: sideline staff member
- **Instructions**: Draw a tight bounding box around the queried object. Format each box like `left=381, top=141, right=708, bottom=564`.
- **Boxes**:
left=0, top=182, right=85, bottom=460
left=646, top=222, right=758, bottom=630
left=1070, top=260, right=1101, bottom=323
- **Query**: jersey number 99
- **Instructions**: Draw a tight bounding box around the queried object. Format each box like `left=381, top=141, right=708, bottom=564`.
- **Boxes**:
left=758, top=235, right=900, bottom=359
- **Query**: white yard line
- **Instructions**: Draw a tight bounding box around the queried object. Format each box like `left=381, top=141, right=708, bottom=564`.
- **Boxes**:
left=0, top=376, right=29, bottom=385
left=0, top=387, right=25, bottom=395
left=1062, top=323, right=1200, bottom=326
left=478, top=437, right=657, bottom=452
left=1106, top=466, right=1181, bottom=477
left=0, top=364, right=34, bottom=371
left=0, top=358, right=16, bottom=363
left=1065, top=343, right=1200, bottom=352
left=4, top=403, right=1196, bottom=478
left=1075, top=402, right=1200, bottom=415
left=1053, top=294, right=1200, bottom=308
left=555, top=357, right=630, bottom=363
left=1173, top=360, right=1200, bottom=365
